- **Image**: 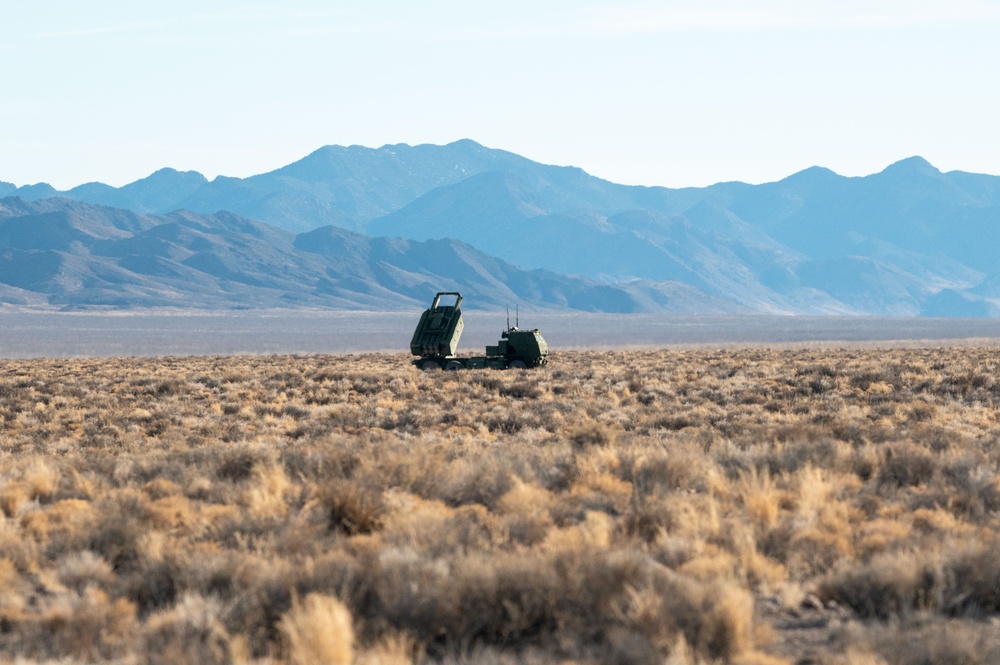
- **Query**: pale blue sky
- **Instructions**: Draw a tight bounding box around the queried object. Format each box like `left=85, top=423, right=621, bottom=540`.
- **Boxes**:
left=2, top=1, right=999, bottom=189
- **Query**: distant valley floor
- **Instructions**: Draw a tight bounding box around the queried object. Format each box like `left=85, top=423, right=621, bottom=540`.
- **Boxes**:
left=2, top=309, right=1000, bottom=358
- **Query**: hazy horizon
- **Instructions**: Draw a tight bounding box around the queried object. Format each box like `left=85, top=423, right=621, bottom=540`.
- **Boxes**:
left=3, top=310, right=1000, bottom=359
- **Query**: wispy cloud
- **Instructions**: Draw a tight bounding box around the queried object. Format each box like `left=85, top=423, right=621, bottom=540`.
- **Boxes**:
left=26, top=2, right=1000, bottom=45
left=28, top=6, right=357, bottom=42
left=307, top=1, right=1000, bottom=44
left=572, top=1, right=1000, bottom=36
left=32, top=17, right=182, bottom=40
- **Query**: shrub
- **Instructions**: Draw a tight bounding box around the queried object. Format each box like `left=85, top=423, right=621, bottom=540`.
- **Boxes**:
left=877, top=442, right=936, bottom=489
left=88, top=492, right=148, bottom=572
left=142, top=594, right=234, bottom=665
left=828, top=618, right=1000, bottom=665
left=568, top=422, right=618, bottom=449
left=818, top=551, right=936, bottom=619
left=321, top=480, right=386, bottom=536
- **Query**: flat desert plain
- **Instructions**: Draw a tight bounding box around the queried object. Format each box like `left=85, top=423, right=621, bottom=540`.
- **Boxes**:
left=3, top=324, right=1000, bottom=663
left=3, top=310, right=1000, bottom=356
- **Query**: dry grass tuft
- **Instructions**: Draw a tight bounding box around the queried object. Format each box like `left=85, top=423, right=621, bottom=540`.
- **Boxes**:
left=278, top=593, right=354, bottom=665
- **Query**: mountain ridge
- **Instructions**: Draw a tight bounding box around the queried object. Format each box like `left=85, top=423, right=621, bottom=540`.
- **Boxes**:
left=3, top=142, right=999, bottom=315
left=0, top=197, right=736, bottom=313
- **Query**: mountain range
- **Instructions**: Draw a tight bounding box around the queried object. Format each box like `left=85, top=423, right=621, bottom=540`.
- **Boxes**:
left=1, top=140, right=998, bottom=315
left=0, top=197, right=733, bottom=312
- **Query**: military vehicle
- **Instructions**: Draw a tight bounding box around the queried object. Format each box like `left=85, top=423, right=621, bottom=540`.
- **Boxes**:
left=410, top=292, right=548, bottom=370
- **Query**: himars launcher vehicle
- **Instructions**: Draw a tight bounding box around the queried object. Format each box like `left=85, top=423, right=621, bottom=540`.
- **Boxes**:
left=410, top=292, right=548, bottom=370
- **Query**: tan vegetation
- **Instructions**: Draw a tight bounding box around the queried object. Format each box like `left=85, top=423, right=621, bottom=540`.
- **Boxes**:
left=1, top=347, right=1000, bottom=664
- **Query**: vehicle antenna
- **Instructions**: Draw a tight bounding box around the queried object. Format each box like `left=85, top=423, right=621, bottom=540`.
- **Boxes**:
left=516, top=305, right=519, bottom=329
left=506, top=306, right=510, bottom=331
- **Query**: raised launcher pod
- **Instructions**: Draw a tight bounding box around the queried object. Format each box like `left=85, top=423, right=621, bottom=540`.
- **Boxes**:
left=411, top=291, right=548, bottom=370
left=409, top=291, right=464, bottom=358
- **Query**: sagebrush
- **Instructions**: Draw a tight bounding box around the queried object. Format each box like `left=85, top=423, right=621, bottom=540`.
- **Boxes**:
left=2, top=348, right=1000, bottom=664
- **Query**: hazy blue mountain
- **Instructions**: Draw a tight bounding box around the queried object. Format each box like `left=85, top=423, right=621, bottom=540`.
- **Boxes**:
left=970, top=274, right=1000, bottom=299
left=295, top=225, right=740, bottom=314
left=920, top=289, right=999, bottom=317
left=164, top=139, right=717, bottom=233
left=5, top=142, right=1000, bottom=315
left=0, top=197, right=732, bottom=312
left=363, top=155, right=1000, bottom=315
left=794, top=257, right=932, bottom=316
left=11, top=140, right=708, bottom=233
left=368, top=172, right=850, bottom=314
left=67, top=168, right=209, bottom=213
left=720, top=157, right=1000, bottom=270
left=9, top=182, right=59, bottom=201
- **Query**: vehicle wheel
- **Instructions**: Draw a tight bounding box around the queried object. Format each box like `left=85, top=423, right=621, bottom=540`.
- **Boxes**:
left=509, top=360, right=527, bottom=370
left=444, top=360, right=463, bottom=371
left=421, top=360, right=441, bottom=371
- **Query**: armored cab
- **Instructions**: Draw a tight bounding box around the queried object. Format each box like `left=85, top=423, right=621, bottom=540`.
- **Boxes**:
left=410, top=292, right=464, bottom=359
left=486, top=327, right=548, bottom=368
